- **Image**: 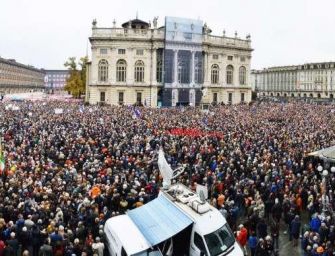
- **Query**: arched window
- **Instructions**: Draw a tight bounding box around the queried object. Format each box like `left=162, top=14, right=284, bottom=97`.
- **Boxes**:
left=98, top=59, right=108, bottom=82
left=116, top=60, right=127, bottom=82
left=239, top=66, right=246, bottom=85
left=134, top=60, right=144, bottom=82
left=211, top=64, right=219, bottom=84
left=226, top=65, right=234, bottom=85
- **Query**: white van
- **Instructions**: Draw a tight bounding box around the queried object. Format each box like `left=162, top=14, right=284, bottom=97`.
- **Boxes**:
left=104, top=150, right=243, bottom=256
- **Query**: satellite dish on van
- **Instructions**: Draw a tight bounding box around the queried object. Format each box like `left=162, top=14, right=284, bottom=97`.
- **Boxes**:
left=196, top=184, right=208, bottom=201
left=158, top=148, right=184, bottom=188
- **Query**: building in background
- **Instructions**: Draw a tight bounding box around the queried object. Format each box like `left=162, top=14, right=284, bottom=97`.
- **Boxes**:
left=44, top=70, right=70, bottom=93
left=0, top=57, right=45, bottom=95
left=252, top=62, right=335, bottom=100
left=86, top=16, right=253, bottom=107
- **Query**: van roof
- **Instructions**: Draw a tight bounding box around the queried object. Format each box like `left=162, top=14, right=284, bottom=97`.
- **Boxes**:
left=160, top=184, right=226, bottom=235
left=104, top=215, right=150, bottom=255
left=127, top=194, right=193, bottom=246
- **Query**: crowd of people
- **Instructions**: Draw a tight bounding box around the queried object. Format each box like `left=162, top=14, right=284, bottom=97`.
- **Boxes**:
left=0, top=100, right=335, bottom=256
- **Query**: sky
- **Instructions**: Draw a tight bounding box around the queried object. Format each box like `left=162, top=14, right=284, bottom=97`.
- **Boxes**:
left=1, top=0, right=335, bottom=70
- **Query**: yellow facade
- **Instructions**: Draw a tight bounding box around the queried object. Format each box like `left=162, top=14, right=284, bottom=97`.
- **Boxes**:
left=88, top=86, right=158, bottom=107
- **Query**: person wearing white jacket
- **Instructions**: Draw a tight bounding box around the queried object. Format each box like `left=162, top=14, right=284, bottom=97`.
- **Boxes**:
left=91, top=237, right=104, bottom=256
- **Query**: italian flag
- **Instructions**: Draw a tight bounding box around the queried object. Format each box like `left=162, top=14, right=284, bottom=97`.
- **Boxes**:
left=0, top=151, right=4, bottom=175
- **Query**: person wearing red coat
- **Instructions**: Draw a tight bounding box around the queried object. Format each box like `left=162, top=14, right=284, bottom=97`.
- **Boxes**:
left=236, top=224, right=248, bottom=255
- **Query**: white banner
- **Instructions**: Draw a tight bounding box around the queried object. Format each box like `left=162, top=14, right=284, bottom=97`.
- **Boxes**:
left=54, top=108, right=64, bottom=114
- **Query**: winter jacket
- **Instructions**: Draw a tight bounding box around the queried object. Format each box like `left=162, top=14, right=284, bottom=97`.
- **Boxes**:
left=236, top=227, right=248, bottom=246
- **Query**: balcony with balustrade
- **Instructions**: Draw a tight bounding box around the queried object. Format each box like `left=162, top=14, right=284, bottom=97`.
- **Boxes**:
left=91, top=27, right=165, bottom=41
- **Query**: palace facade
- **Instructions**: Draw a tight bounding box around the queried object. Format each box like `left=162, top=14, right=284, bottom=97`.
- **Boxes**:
left=252, top=62, right=335, bottom=100
left=86, top=17, right=253, bottom=107
left=0, top=57, right=45, bottom=95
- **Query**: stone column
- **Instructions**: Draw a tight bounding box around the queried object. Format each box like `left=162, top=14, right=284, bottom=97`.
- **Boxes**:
left=152, top=48, right=157, bottom=84
left=128, top=49, right=134, bottom=84
left=203, top=51, right=209, bottom=86
left=173, top=49, right=179, bottom=84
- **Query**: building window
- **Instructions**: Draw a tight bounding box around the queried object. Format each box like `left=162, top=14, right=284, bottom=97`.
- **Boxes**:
left=118, top=49, right=126, bottom=54
left=240, top=56, right=246, bottom=62
left=213, top=92, right=218, bottom=103
left=213, top=54, right=219, bottom=60
left=118, top=92, right=124, bottom=105
left=156, top=60, right=163, bottom=83
left=116, top=59, right=127, bottom=82
left=100, top=91, right=105, bottom=102
left=156, top=49, right=163, bottom=83
left=226, top=65, right=234, bottom=84
left=241, top=92, right=245, bottom=102
left=228, top=92, right=233, bottom=104
left=239, top=66, right=246, bottom=85
left=100, top=48, right=108, bottom=54
left=183, top=32, right=192, bottom=40
left=177, top=50, right=191, bottom=84
left=134, top=60, right=145, bottom=82
left=136, top=92, right=142, bottom=104
left=211, top=64, right=219, bottom=84
left=98, top=59, right=108, bottom=82
left=164, top=49, right=173, bottom=83
left=228, top=56, right=233, bottom=61
left=136, top=49, right=144, bottom=55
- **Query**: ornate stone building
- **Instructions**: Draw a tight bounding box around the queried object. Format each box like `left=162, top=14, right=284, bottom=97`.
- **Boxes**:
left=86, top=17, right=253, bottom=107
left=252, top=62, right=335, bottom=100
left=0, top=57, right=45, bottom=95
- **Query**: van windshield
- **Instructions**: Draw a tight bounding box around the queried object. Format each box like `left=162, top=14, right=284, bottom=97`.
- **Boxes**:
left=204, top=223, right=235, bottom=256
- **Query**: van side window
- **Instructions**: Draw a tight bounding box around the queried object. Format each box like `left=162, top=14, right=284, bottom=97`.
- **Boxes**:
left=121, top=247, right=128, bottom=256
left=194, top=232, right=207, bottom=254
